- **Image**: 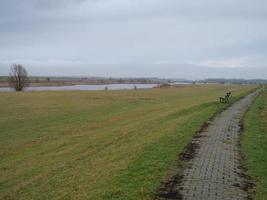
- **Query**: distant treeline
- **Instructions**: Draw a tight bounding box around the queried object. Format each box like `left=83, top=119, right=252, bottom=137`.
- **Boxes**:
left=196, top=78, right=267, bottom=84
left=0, top=76, right=266, bottom=87
left=0, top=76, right=167, bottom=87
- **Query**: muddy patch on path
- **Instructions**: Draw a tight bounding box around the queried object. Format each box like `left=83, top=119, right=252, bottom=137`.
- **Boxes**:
left=154, top=122, right=210, bottom=199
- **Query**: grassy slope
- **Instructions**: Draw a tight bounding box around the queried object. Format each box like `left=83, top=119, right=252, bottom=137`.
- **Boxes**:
left=241, top=88, right=267, bottom=199
left=0, top=85, right=256, bottom=200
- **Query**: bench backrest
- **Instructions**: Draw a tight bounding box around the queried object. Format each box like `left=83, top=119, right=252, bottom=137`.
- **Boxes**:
left=224, top=92, right=231, bottom=100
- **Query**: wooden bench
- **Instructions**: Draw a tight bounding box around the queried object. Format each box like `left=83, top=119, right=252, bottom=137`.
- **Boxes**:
left=219, top=92, right=231, bottom=103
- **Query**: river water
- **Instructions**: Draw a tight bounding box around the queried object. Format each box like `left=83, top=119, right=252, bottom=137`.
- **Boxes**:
left=0, top=84, right=159, bottom=92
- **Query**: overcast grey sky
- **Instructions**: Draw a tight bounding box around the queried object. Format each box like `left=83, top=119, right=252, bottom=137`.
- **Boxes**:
left=0, top=0, right=267, bottom=79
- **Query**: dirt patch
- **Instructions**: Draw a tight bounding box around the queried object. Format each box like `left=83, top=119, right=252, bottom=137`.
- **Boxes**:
left=237, top=170, right=255, bottom=200
left=154, top=122, right=210, bottom=199
left=179, top=122, right=209, bottom=161
left=155, top=174, right=183, bottom=200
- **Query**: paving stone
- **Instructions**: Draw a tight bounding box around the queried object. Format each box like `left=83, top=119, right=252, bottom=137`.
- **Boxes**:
left=178, top=90, right=261, bottom=200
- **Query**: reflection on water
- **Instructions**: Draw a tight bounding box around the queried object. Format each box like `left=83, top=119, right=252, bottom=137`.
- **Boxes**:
left=0, top=84, right=158, bottom=92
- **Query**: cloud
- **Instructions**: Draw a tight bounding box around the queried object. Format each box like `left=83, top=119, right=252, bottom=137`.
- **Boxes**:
left=198, top=55, right=267, bottom=69
left=0, top=0, right=266, bottom=78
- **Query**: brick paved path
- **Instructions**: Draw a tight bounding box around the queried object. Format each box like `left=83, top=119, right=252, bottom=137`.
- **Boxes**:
left=178, top=90, right=261, bottom=200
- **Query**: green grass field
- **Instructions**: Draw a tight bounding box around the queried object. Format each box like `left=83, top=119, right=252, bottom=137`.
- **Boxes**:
left=241, top=88, right=267, bottom=199
left=0, top=85, right=256, bottom=200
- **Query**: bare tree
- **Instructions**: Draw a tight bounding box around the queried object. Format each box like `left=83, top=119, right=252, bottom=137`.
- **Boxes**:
left=8, top=64, right=29, bottom=91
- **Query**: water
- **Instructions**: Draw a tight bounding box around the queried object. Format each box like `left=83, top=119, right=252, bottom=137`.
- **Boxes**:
left=0, top=84, right=158, bottom=92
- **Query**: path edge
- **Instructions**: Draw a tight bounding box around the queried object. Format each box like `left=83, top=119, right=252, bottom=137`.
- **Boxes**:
left=154, top=88, right=261, bottom=200
left=238, top=88, right=265, bottom=200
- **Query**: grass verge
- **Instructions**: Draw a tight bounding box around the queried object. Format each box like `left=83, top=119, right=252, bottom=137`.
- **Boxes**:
left=241, top=88, right=267, bottom=199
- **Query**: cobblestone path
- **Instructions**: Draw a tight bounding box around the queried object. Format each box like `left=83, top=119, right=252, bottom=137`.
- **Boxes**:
left=177, top=90, right=261, bottom=200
